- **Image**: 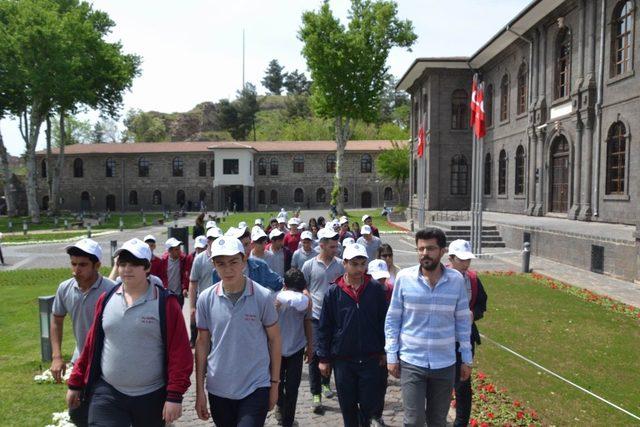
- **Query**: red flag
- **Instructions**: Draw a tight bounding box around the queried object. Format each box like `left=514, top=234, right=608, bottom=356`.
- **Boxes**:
left=473, top=82, right=486, bottom=139
left=470, top=74, right=478, bottom=128
left=417, top=126, right=425, bottom=158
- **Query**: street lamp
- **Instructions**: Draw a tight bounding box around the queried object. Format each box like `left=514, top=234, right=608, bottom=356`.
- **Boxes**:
left=38, top=296, right=54, bottom=362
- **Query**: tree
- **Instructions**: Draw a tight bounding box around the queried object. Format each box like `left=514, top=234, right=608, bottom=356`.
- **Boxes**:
left=299, top=0, right=416, bottom=213
left=218, top=84, right=260, bottom=141
left=51, top=116, right=92, bottom=146
left=261, top=59, right=285, bottom=95
left=92, top=121, right=104, bottom=143
left=283, top=70, right=311, bottom=95
left=123, top=110, right=167, bottom=142
left=376, top=140, right=409, bottom=204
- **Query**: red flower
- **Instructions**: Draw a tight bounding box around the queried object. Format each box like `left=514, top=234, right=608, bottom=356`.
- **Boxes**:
left=480, top=423, right=490, bottom=427
left=529, top=409, right=538, bottom=419
left=517, top=411, right=525, bottom=419
left=477, top=371, right=486, bottom=380
left=487, top=412, right=495, bottom=419
left=470, top=419, right=478, bottom=427
left=513, top=400, right=521, bottom=407
left=479, top=393, right=487, bottom=402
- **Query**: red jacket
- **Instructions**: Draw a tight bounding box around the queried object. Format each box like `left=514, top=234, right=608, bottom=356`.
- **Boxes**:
left=67, top=283, right=193, bottom=402
left=150, top=255, right=163, bottom=278
left=157, top=252, right=189, bottom=292
left=283, top=232, right=301, bottom=253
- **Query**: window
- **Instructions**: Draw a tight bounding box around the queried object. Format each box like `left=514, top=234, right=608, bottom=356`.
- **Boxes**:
left=451, top=89, right=468, bottom=129
left=316, top=188, right=326, bottom=203
left=515, top=145, right=525, bottom=195
left=270, top=189, right=278, bottom=205
left=606, top=121, right=627, bottom=194
left=343, top=187, right=349, bottom=203
left=326, top=154, right=336, bottom=173
left=129, top=190, right=138, bottom=205
left=152, top=190, right=162, bottom=205
left=450, top=155, right=468, bottom=195
left=498, top=150, right=507, bottom=195
left=485, top=84, right=494, bottom=127
left=500, top=74, right=509, bottom=122
left=517, top=63, right=528, bottom=115
left=384, top=187, right=393, bottom=201
left=105, top=158, right=116, bottom=178
left=106, top=195, right=116, bottom=211
left=361, top=154, right=372, bottom=173
left=293, top=155, right=304, bottom=173
left=41, top=159, right=47, bottom=178
left=294, top=188, right=304, bottom=203
left=73, top=158, right=83, bottom=178
left=270, top=158, right=278, bottom=175
left=210, top=159, right=215, bottom=177
left=138, top=157, right=150, bottom=177
left=223, top=159, right=239, bottom=174
left=258, top=158, right=266, bottom=175
left=176, top=190, right=185, bottom=206
left=172, top=157, right=184, bottom=177
left=258, top=190, right=266, bottom=204
left=484, top=153, right=492, bottom=195
left=199, top=160, right=207, bottom=177
left=611, top=1, right=634, bottom=76
left=555, top=28, right=571, bottom=99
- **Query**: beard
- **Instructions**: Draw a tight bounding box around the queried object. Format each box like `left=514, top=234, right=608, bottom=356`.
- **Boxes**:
left=420, top=256, right=440, bottom=271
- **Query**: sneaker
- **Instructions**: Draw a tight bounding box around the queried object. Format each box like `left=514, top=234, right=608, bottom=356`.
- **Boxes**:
left=274, top=405, right=283, bottom=424
left=312, top=394, right=323, bottom=414
left=322, top=384, right=334, bottom=399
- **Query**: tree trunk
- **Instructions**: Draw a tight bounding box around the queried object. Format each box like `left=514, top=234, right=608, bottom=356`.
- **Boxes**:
left=51, top=112, right=66, bottom=213
left=24, top=108, right=44, bottom=223
left=46, top=115, right=52, bottom=213
left=333, top=116, right=350, bottom=215
left=0, top=126, right=18, bottom=216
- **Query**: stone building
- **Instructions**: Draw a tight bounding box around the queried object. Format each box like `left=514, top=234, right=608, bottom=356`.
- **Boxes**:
left=35, top=140, right=403, bottom=212
left=398, top=0, right=638, bottom=227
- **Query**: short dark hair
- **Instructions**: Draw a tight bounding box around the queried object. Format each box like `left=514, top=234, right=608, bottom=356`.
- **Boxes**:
left=415, top=227, right=447, bottom=249
left=66, top=247, right=99, bottom=264
left=377, top=243, right=393, bottom=258
left=239, top=229, right=251, bottom=240
left=116, top=250, right=151, bottom=269
left=271, top=234, right=284, bottom=241
left=284, top=268, right=306, bottom=291
left=320, top=235, right=339, bottom=244
left=255, top=236, right=268, bottom=244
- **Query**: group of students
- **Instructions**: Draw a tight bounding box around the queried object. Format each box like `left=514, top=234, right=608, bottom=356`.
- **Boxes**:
left=51, top=211, right=486, bottom=427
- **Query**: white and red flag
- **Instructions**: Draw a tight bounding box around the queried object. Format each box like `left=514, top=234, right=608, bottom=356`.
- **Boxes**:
left=473, top=82, right=486, bottom=139
left=417, top=125, right=426, bottom=158
left=470, top=74, right=478, bottom=129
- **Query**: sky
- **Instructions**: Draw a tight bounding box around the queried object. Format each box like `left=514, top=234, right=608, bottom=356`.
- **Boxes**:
left=0, top=0, right=529, bottom=156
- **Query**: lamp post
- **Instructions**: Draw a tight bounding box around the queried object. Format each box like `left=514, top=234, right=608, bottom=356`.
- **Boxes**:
left=38, top=296, right=55, bottom=362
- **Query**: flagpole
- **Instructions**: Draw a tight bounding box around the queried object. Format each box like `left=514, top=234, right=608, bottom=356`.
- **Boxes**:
left=469, top=74, right=477, bottom=253
left=476, top=82, right=485, bottom=255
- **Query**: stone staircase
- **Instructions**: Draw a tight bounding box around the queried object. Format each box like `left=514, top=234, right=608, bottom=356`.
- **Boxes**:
left=435, top=223, right=506, bottom=248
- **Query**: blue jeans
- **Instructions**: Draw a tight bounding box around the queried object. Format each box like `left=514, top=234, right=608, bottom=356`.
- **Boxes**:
left=88, top=379, right=165, bottom=426
left=334, top=357, right=383, bottom=427
left=208, top=387, right=269, bottom=427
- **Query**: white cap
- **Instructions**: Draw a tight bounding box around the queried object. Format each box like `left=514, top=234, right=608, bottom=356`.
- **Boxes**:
left=277, top=216, right=286, bottom=224
left=269, top=228, right=284, bottom=239
left=225, top=226, right=248, bottom=239
left=207, top=227, right=223, bottom=239
left=332, top=219, right=340, bottom=229
left=238, top=221, right=248, bottom=228
left=448, top=239, right=476, bottom=260
left=194, top=235, right=208, bottom=249
left=143, top=234, right=156, bottom=243
left=339, top=216, right=349, bottom=225
left=342, top=237, right=355, bottom=247
left=368, top=259, right=390, bottom=280
left=362, top=214, right=372, bottom=222
left=288, top=217, right=300, bottom=226
left=300, top=231, right=313, bottom=241
left=210, top=237, right=245, bottom=259
left=342, top=243, right=369, bottom=260
left=361, top=225, right=372, bottom=235
left=114, top=238, right=152, bottom=261
left=205, top=220, right=217, bottom=230
left=251, top=227, right=268, bottom=242
left=165, top=237, right=182, bottom=250
left=66, top=238, right=102, bottom=261
left=298, top=222, right=307, bottom=230
left=254, top=218, right=263, bottom=225
left=318, top=227, right=338, bottom=240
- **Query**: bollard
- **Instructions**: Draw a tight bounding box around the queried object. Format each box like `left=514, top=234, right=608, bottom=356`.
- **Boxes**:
left=64, top=219, right=69, bottom=230
left=8, top=220, right=12, bottom=232
left=38, top=296, right=55, bottom=362
left=119, top=217, right=124, bottom=232
left=54, top=217, right=58, bottom=227
left=410, top=219, right=414, bottom=232
left=110, top=240, right=118, bottom=266
left=87, top=224, right=92, bottom=238
left=23, top=220, right=28, bottom=236
left=142, top=215, right=146, bottom=226
left=522, top=242, right=531, bottom=273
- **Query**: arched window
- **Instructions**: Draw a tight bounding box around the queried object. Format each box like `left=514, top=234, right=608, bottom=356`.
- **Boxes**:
left=451, top=89, right=468, bottom=129
left=258, top=158, right=266, bottom=176
left=484, top=153, right=492, bottom=195
left=450, top=155, right=468, bottom=195
left=80, top=191, right=91, bottom=210
left=129, top=190, right=138, bottom=205
left=485, top=84, right=494, bottom=128
left=270, top=189, right=278, bottom=205
left=515, top=145, right=525, bottom=195
left=105, top=158, right=116, bottom=178
left=326, top=154, right=336, bottom=173
left=606, top=121, right=628, bottom=194
left=210, top=159, right=215, bottom=177
left=384, top=187, right=393, bottom=201
left=498, top=150, right=507, bottom=195
left=172, top=157, right=184, bottom=177
left=152, top=190, right=162, bottom=205
left=199, top=160, right=207, bottom=177
left=293, top=155, right=304, bottom=173
left=41, top=159, right=47, bottom=178
left=316, top=188, right=326, bottom=203
left=258, top=190, right=266, bottom=204
left=138, top=157, right=150, bottom=177
left=517, top=63, right=528, bottom=115
left=342, top=187, right=349, bottom=203
left=176, top=189, right=185, bottom=206
left=105, top=195, right=116, bottom=211
left=500, top=74, right=509, bottom=122
left=294, top=188, right=304, bottom=203
left=555, top=28, right=571, bottom=99
left=270, top=158, right=278, bottom=175
left=611, top=1, right=635, bottom=76
left=73, top=158, right=83, bottom=178
left=360, top=154, right=372, bottom=173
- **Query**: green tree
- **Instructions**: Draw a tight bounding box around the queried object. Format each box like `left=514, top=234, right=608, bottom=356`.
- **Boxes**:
left=123, top=110, right=167, bottom=142
left=261, top=59, right=285, bottom=95
left=51, top=115, right=92, bottom=146
left=376, top=140, right=409, bottom=204
left=283, top=70, right=311, bottom=95
left=218, top=84, right=260, bottom=141
left=299, top=0, right=416, bottom=212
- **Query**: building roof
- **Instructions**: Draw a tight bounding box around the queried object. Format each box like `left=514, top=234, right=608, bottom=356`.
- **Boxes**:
left=396, top=57, right=470, bottom=91
left=39, top=140, right=402, bottom=156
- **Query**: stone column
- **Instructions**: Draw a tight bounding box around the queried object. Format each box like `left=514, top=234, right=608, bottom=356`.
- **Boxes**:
left=527, top=128, right=537, bottom=215
left=569, top=119, right=583, bottom=219
left=533, top=129, right=545, bottom=216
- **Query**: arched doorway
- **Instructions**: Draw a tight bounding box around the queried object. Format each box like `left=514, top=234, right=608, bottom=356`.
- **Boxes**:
left=176, top=190, right=186, bottom=207
left=361, top=191, right=372, bottom=208
left=106, top=195, right=116, bottom=212
left=549, top=136, right=570, bottom=213
left=80, top=191, right=91, bottom=211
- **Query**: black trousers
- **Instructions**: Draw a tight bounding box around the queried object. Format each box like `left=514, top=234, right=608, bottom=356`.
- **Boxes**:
left=309, top=319, right=330, bottom=395
left=278, top=349, right=305, bottom=427
left=333, top=358, right=382, bottom=427
left=208, top=387, right=270, bottom=427
left=88, top=379, right=165, bottom=427
left=453, top=343, right=477, bottom=427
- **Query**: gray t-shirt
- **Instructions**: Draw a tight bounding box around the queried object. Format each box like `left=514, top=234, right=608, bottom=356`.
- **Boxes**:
left=167, top=257, right=182, bottom=294
left=189, top=250, right=215, bottom=295
left=277, top=291, right=310, bottom=357
left=301, top=256, right=344, bottom=320
left=196, top=278, right=278, bottom=399
left=356, top=236, right=382, bottom=261
left=101, top=283, right=165, bottom=396
left=266, top=247, right=285, bottom=277
left=52, top=275, right=116, bottom=362
left=291, top=248, right=315, bottom=270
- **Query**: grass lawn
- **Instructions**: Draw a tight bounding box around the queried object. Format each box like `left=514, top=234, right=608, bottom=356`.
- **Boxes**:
left=0, top=212, right=166, bottom=233
left=474, top=273, right=640, bottom=425
left=2, top=231, right=93, bottom=244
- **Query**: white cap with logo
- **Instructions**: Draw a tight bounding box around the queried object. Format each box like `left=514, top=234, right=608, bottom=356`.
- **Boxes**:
left=298, top=222, right=307, bottom=230
left=143, top=234, right=156, bottom=243
left=318, top=227, right=338, bottom=240
left=66, top=238, right=103, bottom=261
left=165, top=237, right=182, bottom=250
left=238, top=221, right=248, bottom=228
left=448, top=239, right=476, bottom=260
left=114, top=238, right=152, bottom=261
left=362, top=214, right=372, bottom=222
left=300, top=231, right=313, bottom=241
left=342, top=237, right=355, bottom=247
left=205, top=220, right=217, bottom=230
left=251, top=227, right=268, bottom=242
left=277, top=217, right=286, bottom=224
left=254, top=218, right=263, bottom=225
left=225, top=226, right=248, bottom=240
left=194, top=235, right=208, bottom=249
left=269, top=228, right=285, bottom=239
left=361, top=225, right=372, bottom=235
left=339, top=216, right=349, bottom=225
left=368, top=259, right=390, bottom=280
left=210, top=237, right=245, bottom=259
left=288, top=217, right=300, bottom=226
left=342, top=243, right=369, bottom=260
left=207, top=227, right=223, bottom=239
